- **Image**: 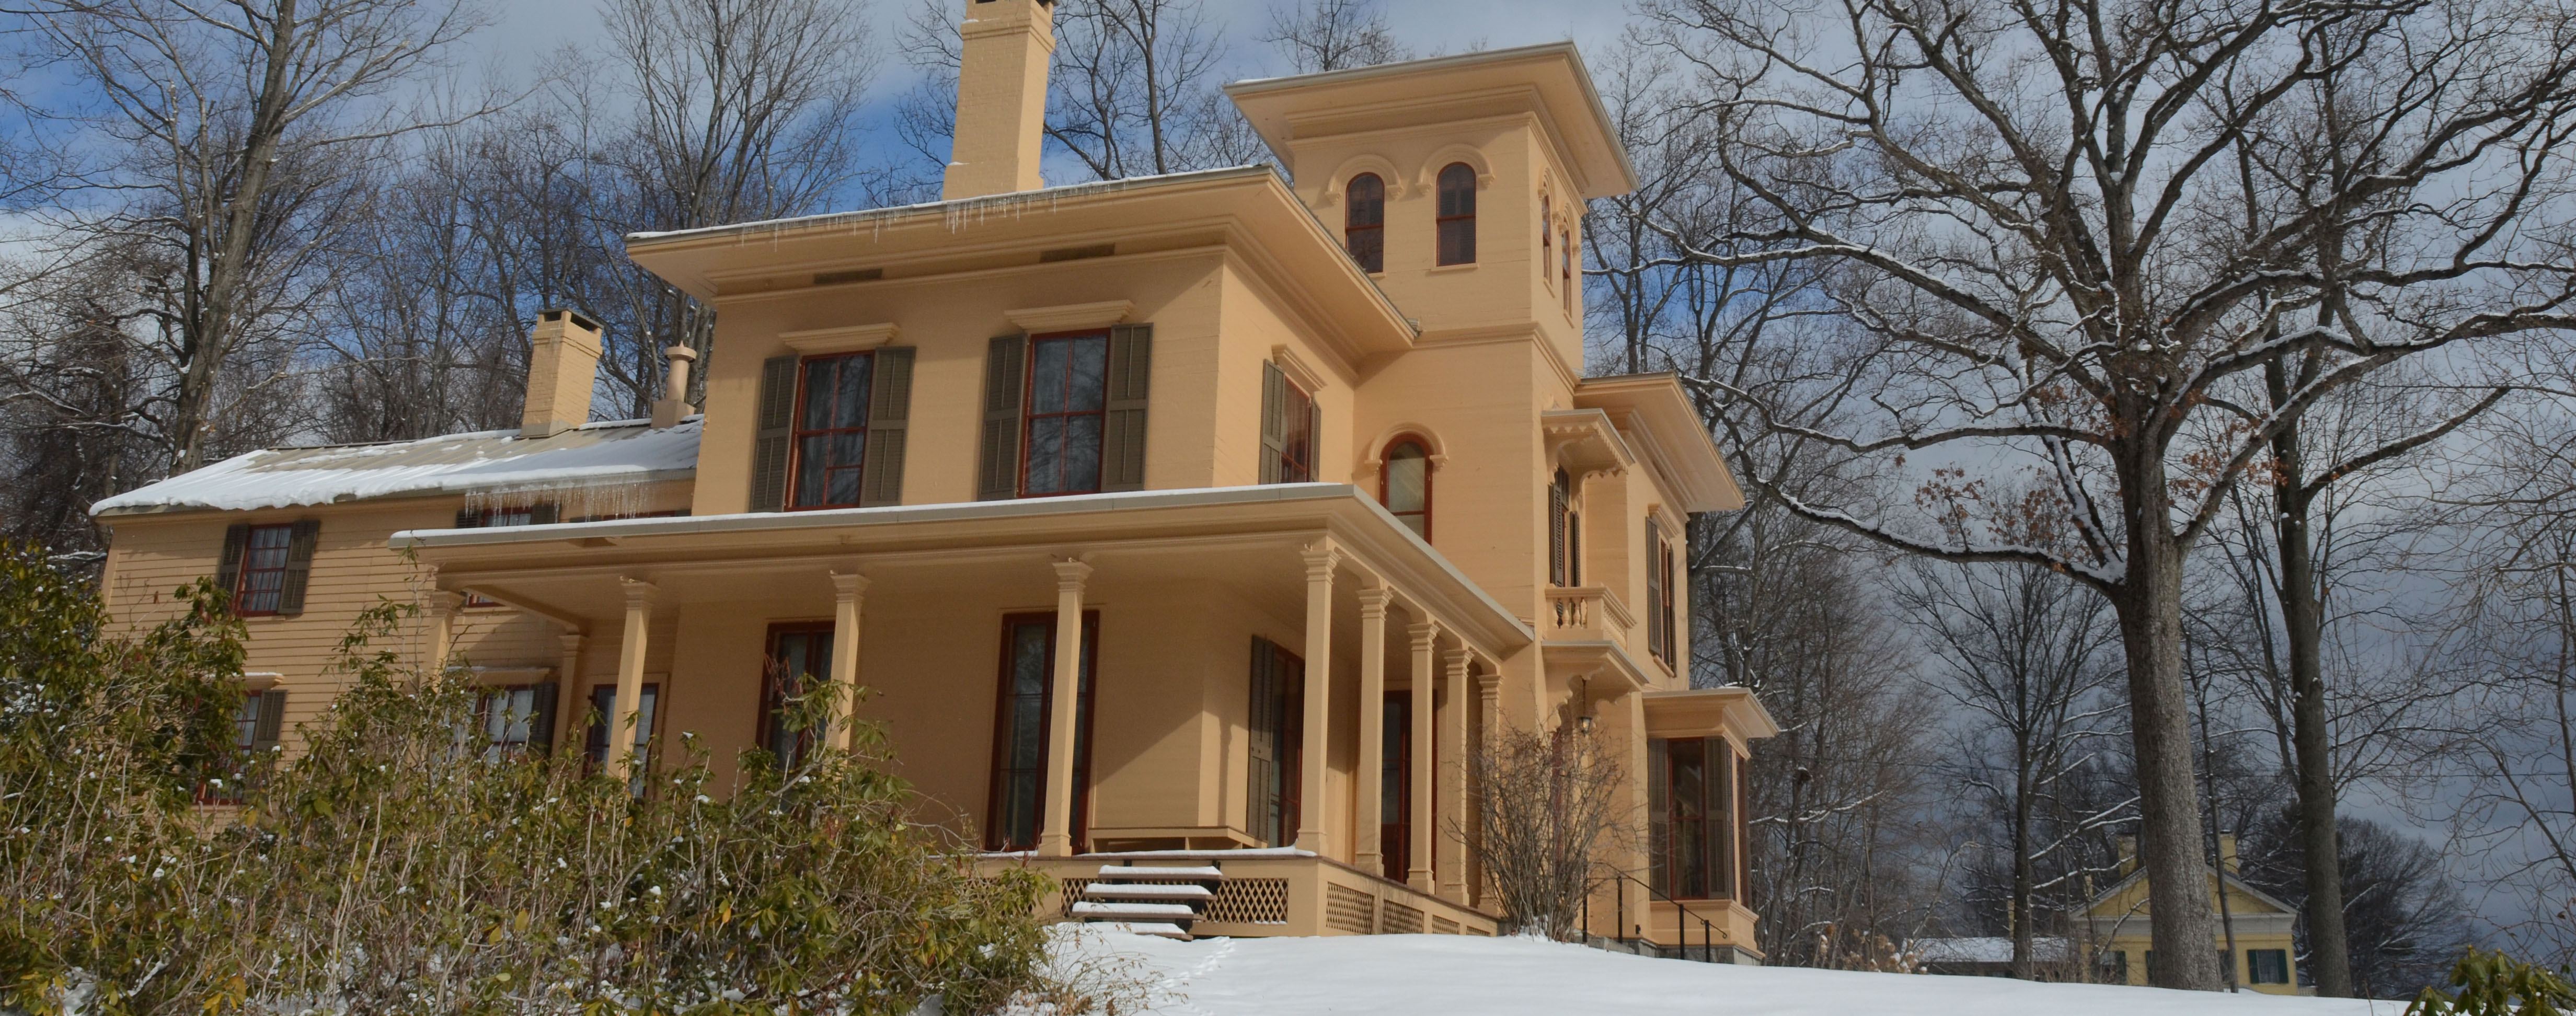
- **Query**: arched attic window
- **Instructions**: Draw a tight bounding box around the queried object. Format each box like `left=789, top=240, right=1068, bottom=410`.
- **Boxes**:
left=1346, top=173, right=1386, bottom=273
left=1379, top=436, right=1432, bottom=540
left=1436, top=163, right=1477, bottom=265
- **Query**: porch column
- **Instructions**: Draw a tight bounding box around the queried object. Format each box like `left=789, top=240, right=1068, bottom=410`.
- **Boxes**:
left=1040, top=559, right=1091, bottom=857
left=1478, top=664, right=1506, bottom=910
left=827, top=571, right=869, bottom=752
left=1354, top=584, right=1393, bottom=875
left=1406, top=621, right=1440, bottom=892
left=1296, top=540, right=1339, bottom=854
left=426, top=586, right=464, bottom=676
left=555, top=630, right=584, bottom=755
left=1439, top=647, right=1472, bottom=904
left=608, top=578, right=657, bottom=780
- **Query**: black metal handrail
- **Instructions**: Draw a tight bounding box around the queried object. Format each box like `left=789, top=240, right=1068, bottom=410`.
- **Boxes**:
left=1582, top=869, right=1732, bottom=963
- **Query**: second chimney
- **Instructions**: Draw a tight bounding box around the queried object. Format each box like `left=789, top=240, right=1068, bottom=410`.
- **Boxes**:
left=522, top=309, right=603, bottom=438
left=941, top=0, right=1055, bottom=200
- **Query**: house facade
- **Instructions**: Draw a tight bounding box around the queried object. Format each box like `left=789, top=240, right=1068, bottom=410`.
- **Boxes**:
left=2084, top=837, right=2306, bottom=995
left=93, top=2, right=1775, bottom=957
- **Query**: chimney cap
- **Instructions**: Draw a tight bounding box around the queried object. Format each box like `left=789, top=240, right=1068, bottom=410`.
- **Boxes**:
left=539, top=308, right=603, bottom=332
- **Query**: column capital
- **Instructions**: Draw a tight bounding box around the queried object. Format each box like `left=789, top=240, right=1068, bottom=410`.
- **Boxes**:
left=1051, top=557, right=1093, bottom=592
left=830, top=570, right=872, bottom=599
left=426, top=588, right=466, bottom=618
left=1300, top=538, right=1341, bottom=579
left=618, top=576, right=660, bottom=610
left=1407, top=620, right=1442, bottom=650
left=1442, top=647, right=1473, bottom=672
left=1356, top=584, right=1394, bottom=617
left=558, top=631, right=585, bottom=654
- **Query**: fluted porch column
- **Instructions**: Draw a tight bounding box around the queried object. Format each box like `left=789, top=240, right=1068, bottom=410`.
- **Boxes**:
left=827, top=571, right=869, bottom=752
left=1407, top=621, right=1440, bottom=892
left=1296, top=540, right=1339, bottom=854
left=1039, top=559, right=1091, bottom=857
left=608, top=578, right=657, bottom=780
left=1439, top=647, right=1472, bottom=903
left=1354, top=585, right=1393, bottom=875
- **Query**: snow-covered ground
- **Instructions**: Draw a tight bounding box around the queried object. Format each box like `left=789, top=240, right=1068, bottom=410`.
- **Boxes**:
left=1055, top=929, right=2413, bottom=1015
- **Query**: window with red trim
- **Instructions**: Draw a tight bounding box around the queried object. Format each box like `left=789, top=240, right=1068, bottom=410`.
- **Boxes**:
left=791, top=351, right=875, bottom=509
left=1435, top=163, right=1477, bottom=265
left=762, top=624, right=834, bottom=769
left=1022, top=331, right=1110, bottom=496
left=233, top=524, right=294, bottom=615
left=1346, top=173, right=1385, bottom=272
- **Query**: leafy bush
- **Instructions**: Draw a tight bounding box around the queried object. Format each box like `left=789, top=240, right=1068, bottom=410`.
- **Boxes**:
left=0, top=540, right=1053, bottom=1015
left=2406, top=948, right=2575, bottom=1016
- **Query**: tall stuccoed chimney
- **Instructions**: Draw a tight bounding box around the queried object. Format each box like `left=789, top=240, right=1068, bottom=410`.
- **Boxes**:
left=522, top=309, right=603, bottom=439
left=941, top=0, right=1055, bottom=200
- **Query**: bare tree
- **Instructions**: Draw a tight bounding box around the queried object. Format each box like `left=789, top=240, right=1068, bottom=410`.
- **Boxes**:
left=1637, top=0, right=2576, bottom=987
left=1261, top=0, right=1409, bottom=75
left=1047, top=0, right=1251, bottom=179
left=12, top=0, right=496, bottom=472
left=1468, top=723, right=1626, bottom=940
left=1901, top=557, right=2124, bottom=977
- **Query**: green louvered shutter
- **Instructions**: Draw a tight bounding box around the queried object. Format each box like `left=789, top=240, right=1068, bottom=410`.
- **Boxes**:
left=214, top=524, right=250, bottom=604
left=750, top=355, right=799, bottom=511
left=1101, top=325, right=1152, bottom=492
left=859, top=347, right=915, bottom=507
left=977, top=335, right=1028, bottom=500
left=275, top=519, right=320, bottom=617
left=1259, top=362, right=1286, bottom=484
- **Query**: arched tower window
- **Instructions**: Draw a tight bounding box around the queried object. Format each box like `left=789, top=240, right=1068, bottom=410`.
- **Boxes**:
left=1436, top=163, right=1477, bottom=265
left=1345, top=173, right=1385, bottom=273
left=1380, top=437, right=1432, bottom=540
left=1540, top=195, right=1554, bottom=287
left=1562, top=227, right=1576, bottom=314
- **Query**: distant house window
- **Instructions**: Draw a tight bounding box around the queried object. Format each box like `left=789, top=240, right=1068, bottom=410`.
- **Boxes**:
left=763, top=624, right=834, bottom=769
left=1435, top=163, right=1477, bottom=265
left=792, top=351, right=876, bottom=509
left=2101, top=950, right=2130, bottom=985
left=1022, top=332, right=1111, bottom=497
left=233, top=524, right=295, bottom=615
left=1346, top=173, right=1385, bottom=273
left=2247, top=949, right=2289, bottom=985
left=1649, top=736, right=1736, bottom=900
left=1380, top=437, right=1431, bottom=540
left=1260, top=363, right=1317, bottom=484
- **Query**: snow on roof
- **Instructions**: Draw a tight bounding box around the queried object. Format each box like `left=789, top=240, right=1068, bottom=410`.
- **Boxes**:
left=622, top=165, right=1274, bottom=247
left=1911, top=936, right=2074, bottom=965
left=91, top=418, right=700, bottom=516
left=1053, top=930, right=2381, bottom=1015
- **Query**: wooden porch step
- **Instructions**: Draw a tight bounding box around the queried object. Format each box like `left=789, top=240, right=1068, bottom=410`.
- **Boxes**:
left=1094, top=864, right=1225, bottom=881
left=1072, top=900, right=1200, bottom=921
left=1082, top=882, right=1216, bottom=900
left=1096, top=921, right=1193, bottom=941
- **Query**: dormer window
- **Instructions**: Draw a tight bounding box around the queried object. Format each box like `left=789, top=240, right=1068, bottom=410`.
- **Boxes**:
left=1436, top=163, right=1477, bottom=265
left=1346, top=173, right=1385, bottom=273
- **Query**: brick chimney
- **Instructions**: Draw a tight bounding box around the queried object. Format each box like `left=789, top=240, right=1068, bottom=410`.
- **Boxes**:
left=521, top=309, right=602, bottom=438
left=941, top=0, right=1055, bottom=200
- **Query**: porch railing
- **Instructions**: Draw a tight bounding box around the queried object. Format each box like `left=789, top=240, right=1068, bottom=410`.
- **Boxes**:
left=1583, top=868, right=1738, bottom=964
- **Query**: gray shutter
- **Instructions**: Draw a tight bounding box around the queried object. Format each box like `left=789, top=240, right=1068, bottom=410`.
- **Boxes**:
left=250, top=689, right=288, bottom=754
left=215, top=524, right=249, bottom=603
left=1246, top=637, right=1279, bottom=845
left=527, top=503, right=559, bottom=525
left=275, top=519, right=320, bottom=617
left=530, top=682, right=561, bottom=756
left=1644, top=519, right=1665, bottom=660
left=977, top=334, right=1028, bottom=500
left=1306, top=402, right=1322, bottom=483
left=1101, top=325, right=1152, bottom=492
left=1259, top=362, right=1286, bottom=484
left=860, top=346, right=915, bottom=507
left=453, top=507, right=480, bottom=528
left=750, top=355, right=799, bottom=512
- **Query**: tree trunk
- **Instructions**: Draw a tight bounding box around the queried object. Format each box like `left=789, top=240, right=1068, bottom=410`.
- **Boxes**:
left=2011, top=756, right=2036, bottom=979
left=2268, top=371, right=2355, bottom=997
left=2111, top=447, right=2224, bottom=991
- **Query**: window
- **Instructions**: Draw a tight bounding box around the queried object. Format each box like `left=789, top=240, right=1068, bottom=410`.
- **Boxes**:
left=986, top=611, right=1098, bottom=852
left=1379, top=690, right=1410, bottom=880
left=763, top=625, right=834, bottom=769
left=1380, top=437, right=1432, bottom=540
left=1023, top=332, right=1111, bottom=497
left=792, top=351, right=875, bottom=509
left=202, top=688, right=285, bottom=804
left=1345, top=173, right=1385, bottom=273
left=1649, top=737, right=1736, bottom=899
left=2247, top=949, right=2290, bottom=985
left=476, top=684, right=555, bottom=761
left=2101, top=950, right=2131, bottom=985
left=583, top=682, right=659, bottom=786
left=1548, top=470, right=1577, bottom=586
left=1647, top=518, right=1679, bottom=664
left=1562, top=228, right=1576, bottom=314
left=233, top=524, right=295, bottom=615
left=1260, top=362, right=1317, bottom=484
left=1540, top=194, right=1553, bottom=288
left=1246, top=637, right=1305, bottom=848
left=1435, top=163, right=1477, bottom=265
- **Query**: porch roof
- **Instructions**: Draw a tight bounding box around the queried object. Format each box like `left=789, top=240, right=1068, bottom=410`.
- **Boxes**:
left=392, top=483, right=1535, bottom=658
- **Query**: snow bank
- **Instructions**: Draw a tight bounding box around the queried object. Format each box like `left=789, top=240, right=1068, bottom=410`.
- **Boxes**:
left=1054, top=928, right=2404, bottom=1016
left=91, top=419, right=700, bottom=515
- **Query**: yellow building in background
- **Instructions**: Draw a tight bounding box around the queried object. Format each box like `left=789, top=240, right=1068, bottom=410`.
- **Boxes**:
left=2083, top=836, right=2308, bottom=995
left=93, top=1, right=1776, bottom=957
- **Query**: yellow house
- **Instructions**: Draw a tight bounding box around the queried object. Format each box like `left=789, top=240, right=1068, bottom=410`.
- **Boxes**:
left=2084, top=836, right=2306, bottom=994
left=91, top=1, right=1776, bottom=956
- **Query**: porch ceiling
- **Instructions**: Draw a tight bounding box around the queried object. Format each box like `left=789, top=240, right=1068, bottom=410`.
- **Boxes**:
left=392, top=483, right=1533, bottom=659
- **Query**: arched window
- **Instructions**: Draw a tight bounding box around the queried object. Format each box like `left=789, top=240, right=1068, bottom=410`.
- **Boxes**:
left=1381, top=437, right=1431, bottom=540
left=1436, top=163, right=1477, bottom=265
left=1540, top=195, right=1554, bottom=288
left=1562, top=228, right=1576, bottom=314
left=1345, top=174, right=1385, bottom=273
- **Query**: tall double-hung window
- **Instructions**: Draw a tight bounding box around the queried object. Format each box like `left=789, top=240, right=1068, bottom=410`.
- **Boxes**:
left=977, top=326, right=1154, bottom=500
left=216, top=520, right=320, bottom=617
left=985, top=612, right=1098, bottom=852
left=1649, top=736, right=1741, bottom=900
left=749, top=345, right=916, bottom=512
left=1260, top=362, right=1318, bottom=484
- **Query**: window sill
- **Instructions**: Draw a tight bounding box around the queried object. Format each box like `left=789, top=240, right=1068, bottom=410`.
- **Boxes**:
left=1427, top=262, right=1479, bottom=274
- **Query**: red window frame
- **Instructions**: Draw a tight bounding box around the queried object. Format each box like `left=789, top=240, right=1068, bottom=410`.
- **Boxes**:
left=1379, top=689, right=1410, bottom=880
left=1655, top=736, right=1738, bottom=900
left=762, top=622, right=835, bottom=769
left=583, top=682, right=661, bottom=777
left=1346, top=173, right=1386, bottom=273
left=985, top=611, right=1099, bottom=852
left=233, top=523, right=295, bottom=616
left=1020, top=330, right=1112, bottom=498
left=788, top=350, right=875, bottom=510
left=1435, top=163, right=1477, bottom=265
left=1379, top=436, right=1433, bottom=541
left=1247, top=637, right=1305, bottom=848
left=1273, top=374, right=1317, bottom=484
